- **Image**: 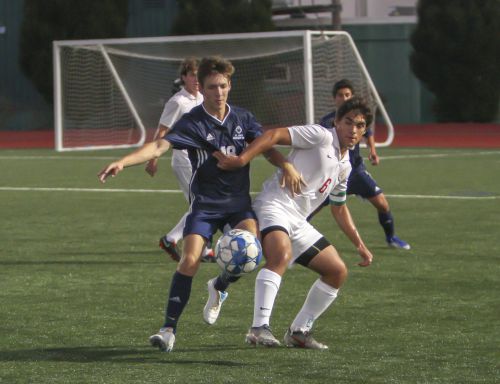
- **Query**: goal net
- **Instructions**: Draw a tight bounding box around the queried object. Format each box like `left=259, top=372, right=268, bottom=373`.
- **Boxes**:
left=53, top=31, right=393, bottom=151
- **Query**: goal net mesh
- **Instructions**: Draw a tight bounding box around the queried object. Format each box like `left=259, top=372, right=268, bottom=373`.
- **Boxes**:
left=55, top=33, right=382, bottom=150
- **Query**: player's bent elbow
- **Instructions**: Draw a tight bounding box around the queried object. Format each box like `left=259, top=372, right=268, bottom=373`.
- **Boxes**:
left=154, top=139, right=171, bottom=157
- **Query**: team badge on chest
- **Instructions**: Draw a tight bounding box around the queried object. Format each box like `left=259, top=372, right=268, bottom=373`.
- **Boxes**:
left=232, top=125, right=245, bottom=140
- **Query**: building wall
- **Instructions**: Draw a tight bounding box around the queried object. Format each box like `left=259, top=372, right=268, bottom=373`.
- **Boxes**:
left=0, top=0, right=51, bottom=131
left=343, top=22, right=435, bottom=124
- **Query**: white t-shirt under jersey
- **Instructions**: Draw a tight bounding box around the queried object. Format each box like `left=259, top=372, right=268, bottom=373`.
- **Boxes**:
left=159, top=87, right=203, bottom=168
left=253, top=124, right=351, bottom=219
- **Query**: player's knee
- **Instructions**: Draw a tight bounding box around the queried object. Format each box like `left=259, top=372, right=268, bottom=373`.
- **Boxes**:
left=372, top=193, right=390, bottom=212
left=324, top=260, right=348, bottom=288
left=177, top=253, right=201, bottom=274
left=263, top=250, right=292, bottom=273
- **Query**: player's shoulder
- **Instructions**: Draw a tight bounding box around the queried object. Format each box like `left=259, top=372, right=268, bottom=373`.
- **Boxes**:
left=168, top=89, right=191, bottom=104
left=319, top=111, right=336, bottom=127
left=292, top=123, right=329, bottom=134
left=173, top=105, right=202, bottom=127
left=289, top=123, right=332, bottom=144
left=182, top=104, right=204, bottom=119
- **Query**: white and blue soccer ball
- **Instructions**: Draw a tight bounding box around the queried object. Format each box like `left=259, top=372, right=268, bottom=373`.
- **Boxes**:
left=215, top=229, right=263, bottom=276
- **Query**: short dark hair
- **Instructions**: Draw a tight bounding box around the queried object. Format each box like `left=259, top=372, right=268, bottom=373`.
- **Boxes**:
left=336, top=97, right=373, bottom=127
left=332, top=79, right=354, bottom=97
left=197, top=56, right=235, bottom=87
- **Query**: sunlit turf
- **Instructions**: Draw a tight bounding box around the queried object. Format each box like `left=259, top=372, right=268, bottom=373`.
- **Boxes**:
left=0, top=147, right=499, bottom=383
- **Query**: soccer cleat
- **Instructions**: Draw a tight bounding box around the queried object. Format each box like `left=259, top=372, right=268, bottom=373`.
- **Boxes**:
left=283, top=328, right=328, bottom=350
left=245, top=325, right=281, bottom=347
left=149, top=327, right=176, bottom=352
left=201, top=248, right=216, bottom=263
left=203, top=278, right=228, bottom=325
left=387, top=236, right=411, bottom=250
left=159, top=236, right=181, bottom=261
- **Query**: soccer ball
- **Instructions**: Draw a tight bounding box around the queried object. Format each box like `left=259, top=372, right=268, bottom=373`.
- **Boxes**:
left=215, top=229, right=263, bottom=276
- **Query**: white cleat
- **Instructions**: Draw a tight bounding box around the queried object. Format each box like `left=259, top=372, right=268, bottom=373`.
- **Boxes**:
left=245, top=325, right=281, bottom=347
left=149, top=327, right=175, bottom=352
left=283, top=328, right=328, bottom=350
left=203, top=278, right=228, bottom=325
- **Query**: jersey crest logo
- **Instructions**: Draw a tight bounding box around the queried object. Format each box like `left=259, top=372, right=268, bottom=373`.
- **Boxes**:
left=233, top=125, right=245, bottom=140
left=206, top=133, right=215, bottom=141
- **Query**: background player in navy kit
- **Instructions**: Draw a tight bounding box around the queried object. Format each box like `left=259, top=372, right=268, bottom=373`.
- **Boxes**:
left=318, top=79, right=410, bottom=250
left=97, top=56, right=301, bottom=352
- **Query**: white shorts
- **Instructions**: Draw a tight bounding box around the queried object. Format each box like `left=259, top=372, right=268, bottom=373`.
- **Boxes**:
left=171, top=149, right=192, bottom=201
left=172, top=165, right=191, bottom=201
left=253, top=198, right=323, bottom=263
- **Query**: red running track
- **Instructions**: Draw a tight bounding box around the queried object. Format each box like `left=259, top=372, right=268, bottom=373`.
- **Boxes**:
left=0, top=124, right=499, bottom=149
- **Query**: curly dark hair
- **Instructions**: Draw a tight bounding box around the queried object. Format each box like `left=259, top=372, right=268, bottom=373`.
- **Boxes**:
left=336, top=97, right=373, bottom=127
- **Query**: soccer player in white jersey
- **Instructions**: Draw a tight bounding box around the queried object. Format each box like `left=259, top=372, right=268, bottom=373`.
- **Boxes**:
left=214, top=97, right=374, bottom=349
left=144, top=58, right=215, bottom=262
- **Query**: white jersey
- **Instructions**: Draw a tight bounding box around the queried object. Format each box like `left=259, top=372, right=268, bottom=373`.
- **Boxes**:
left=159, top=87, right=203, bottom=168
left=254, top=124, right=351, bottom=219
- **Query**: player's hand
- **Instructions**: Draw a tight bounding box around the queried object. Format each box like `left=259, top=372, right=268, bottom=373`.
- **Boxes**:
left=356, top=244, right=373, bottom=267
left=213, top=151, right=244, bottom=170
left=280, top=162, right=306, bottom=197
left=145, top=158, right=158, bottom=176
left=369, top=152, right=379, bottom=166
left=98, top=162, right=124, bottom=183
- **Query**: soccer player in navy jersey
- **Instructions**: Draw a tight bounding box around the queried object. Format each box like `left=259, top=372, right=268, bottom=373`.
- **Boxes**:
left=315, top=79, right=410, bottom=250
left=98, top=56, right=302, bottom=352
left=143, top=57, right=214, bottom=263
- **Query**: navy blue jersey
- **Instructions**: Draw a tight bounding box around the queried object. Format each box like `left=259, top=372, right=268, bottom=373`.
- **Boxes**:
left=166, top=104, right=262, bottom=212
left=319, top=110, right=373, bottom=172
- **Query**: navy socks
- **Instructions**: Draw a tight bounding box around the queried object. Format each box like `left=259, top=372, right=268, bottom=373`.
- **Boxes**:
left=378, top=211, right=395, bottom=239
left=163, top=271, right=193, bottom=329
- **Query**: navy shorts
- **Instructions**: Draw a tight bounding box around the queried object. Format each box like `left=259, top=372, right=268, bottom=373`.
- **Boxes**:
left=347, top=169, right=383, bottom=199
left=183, top=208, right=257, bottom=240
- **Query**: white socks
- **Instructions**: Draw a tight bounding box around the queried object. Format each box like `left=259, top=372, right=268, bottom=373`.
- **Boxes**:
left=290, top=279, right=338, bottom=333
left=252, top=268, right=282, bottom=328
left=166, top=212, right=188, bottom=243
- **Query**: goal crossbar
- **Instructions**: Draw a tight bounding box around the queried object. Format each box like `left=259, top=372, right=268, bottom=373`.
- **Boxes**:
left=53, top=30, right=394, bottom=151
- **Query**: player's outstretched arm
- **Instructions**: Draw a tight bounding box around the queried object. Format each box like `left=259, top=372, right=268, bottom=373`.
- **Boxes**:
left=145, top=124, right=170, bottom=177
left=214, top=127, right=291, bottom=170
left=98, top=138, right=171, bottom=183
left=330, top=204, right=373, bottom=267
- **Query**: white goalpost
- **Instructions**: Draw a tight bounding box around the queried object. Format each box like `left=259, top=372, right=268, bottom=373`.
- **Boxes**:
left=53, top=30, right=394, bottom=151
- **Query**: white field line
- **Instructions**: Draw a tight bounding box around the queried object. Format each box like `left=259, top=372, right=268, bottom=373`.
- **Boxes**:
left=384, top=194, right=498, bottom=200
left=0, top=150, right=500, bottom=162
left=0, top=155, right=169, bottom=160
left=0, top=186, right=179, bottom=193
left=0, top=186, right=497, bottom=200
left=380, top=150, right=500, bottom=160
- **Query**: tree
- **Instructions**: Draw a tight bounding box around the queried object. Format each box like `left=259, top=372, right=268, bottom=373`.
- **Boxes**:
left=171, top=0, right=274, bottom=35
left=410, top=0, right=500, bottom=122
left=19, top=0, right=128, bottom=104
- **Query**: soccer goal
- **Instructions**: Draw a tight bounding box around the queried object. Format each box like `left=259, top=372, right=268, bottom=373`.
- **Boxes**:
left=53, top=30, right=394, bottom=151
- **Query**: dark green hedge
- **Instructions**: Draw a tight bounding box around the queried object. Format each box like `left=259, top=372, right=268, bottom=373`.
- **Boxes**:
left=410, top=0, right=500, bottom=122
